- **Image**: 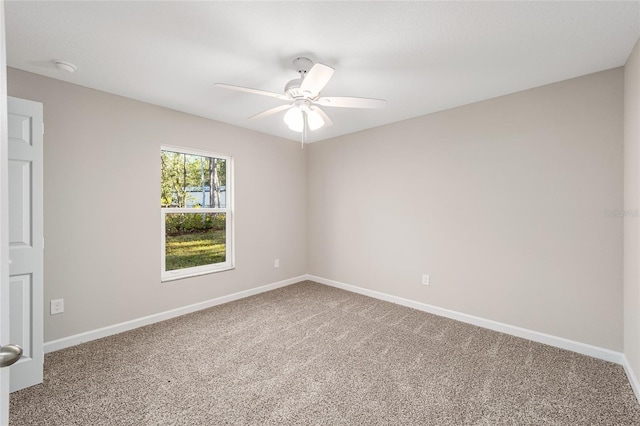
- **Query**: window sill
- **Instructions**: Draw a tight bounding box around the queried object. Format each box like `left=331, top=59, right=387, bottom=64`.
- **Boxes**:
left=161, top=266, right=235, bottom=283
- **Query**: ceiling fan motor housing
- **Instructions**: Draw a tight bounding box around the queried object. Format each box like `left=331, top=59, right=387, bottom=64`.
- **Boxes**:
left=285, top=78, right=306, bottom=98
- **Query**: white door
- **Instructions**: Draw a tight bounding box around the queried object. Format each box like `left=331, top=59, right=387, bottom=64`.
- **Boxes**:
left=7, top=96, right=43, bottom=393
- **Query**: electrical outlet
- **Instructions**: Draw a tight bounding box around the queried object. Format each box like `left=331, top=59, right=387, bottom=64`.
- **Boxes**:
left=50, top=298, right=64, bottom=315
left=274, top=259, right=280, bottom=268
left=422, top=274, right=430, bottom=286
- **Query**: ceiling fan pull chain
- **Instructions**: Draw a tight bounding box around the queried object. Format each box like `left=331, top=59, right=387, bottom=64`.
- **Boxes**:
left=302, top=111, right=308, bottom=147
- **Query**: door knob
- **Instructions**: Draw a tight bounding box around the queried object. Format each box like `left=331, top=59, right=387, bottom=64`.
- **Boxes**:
left=0, top=344, right=22, bottom=368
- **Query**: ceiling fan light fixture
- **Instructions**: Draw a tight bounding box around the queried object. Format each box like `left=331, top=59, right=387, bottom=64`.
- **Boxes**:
left=284, top=107, right=303, bottom=132
left=284, top=106, right=325, bottom=132
left=307, top=109, right=325, bottom=130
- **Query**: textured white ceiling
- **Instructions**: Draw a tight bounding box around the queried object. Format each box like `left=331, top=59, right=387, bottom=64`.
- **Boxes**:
left=5, top=1, right=640, bottom=143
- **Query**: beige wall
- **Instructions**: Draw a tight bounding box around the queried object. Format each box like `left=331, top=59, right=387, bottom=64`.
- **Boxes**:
left=625, top=38, right=640, bottom=385
left=7, top=67, right=307, bottom=342
left=308, top=68, right=624, bottom=351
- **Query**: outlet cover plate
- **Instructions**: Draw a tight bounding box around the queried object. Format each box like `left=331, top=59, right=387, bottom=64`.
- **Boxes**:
left=50, top=298, right=64, bottom=315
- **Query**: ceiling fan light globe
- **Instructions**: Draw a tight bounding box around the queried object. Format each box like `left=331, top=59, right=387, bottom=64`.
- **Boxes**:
left=307, top=110, right=325, bottom=130
left=283, top=106, right=325, bottom=133
left=284, top=107, right=304, bottom=132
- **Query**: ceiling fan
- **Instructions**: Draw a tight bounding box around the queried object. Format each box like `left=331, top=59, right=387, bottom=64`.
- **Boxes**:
left=215, top=57, right=386, bottom=145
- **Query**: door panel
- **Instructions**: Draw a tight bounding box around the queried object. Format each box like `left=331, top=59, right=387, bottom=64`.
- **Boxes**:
left=7, top=97, right=43, bottom=392
left=9, top=275, right=32, bottom=360
left=8, top=160, right=31, bottom=246
left=7, top=113, right=31, bottom=146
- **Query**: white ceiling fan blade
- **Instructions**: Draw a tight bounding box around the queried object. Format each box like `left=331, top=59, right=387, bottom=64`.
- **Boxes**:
left=249, top=104, right=293, bottom=120
left=317, top=96, right=387, bottom=109
left=300, top=63, right=335, bottom=96
left=215, top=83, right=290, bottom=101
left=310, top=106, right=333, bottom=127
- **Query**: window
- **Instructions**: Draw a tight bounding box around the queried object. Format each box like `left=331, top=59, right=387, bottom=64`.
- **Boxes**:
left=161, top=146, right=233, bottom=281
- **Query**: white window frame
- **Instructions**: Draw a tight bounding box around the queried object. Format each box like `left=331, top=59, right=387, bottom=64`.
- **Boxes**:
left=161, top=145, right=234, bottom=282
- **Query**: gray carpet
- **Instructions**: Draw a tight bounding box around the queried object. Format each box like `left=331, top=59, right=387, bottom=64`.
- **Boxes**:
left=9, top=281, right=640, bottom=425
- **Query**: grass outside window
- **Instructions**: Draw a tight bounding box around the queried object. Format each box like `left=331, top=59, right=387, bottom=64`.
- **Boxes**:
left=164, top=212, right=226, bottom=271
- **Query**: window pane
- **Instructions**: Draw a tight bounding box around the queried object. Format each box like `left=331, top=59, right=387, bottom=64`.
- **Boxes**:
left=161, top=151, right=226, bottom=208
left=165, top=213, right=226, bottom=271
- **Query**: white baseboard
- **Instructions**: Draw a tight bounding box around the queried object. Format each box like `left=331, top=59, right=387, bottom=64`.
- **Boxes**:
left=623, top=355, right=640, bottom=403
left=306, top=274, right=625, bottom=365
left=43, top=275, right=307, bottom=354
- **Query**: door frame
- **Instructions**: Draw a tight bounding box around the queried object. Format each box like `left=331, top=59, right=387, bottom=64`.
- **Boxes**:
left=0, top=0, right=12, bottom=423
